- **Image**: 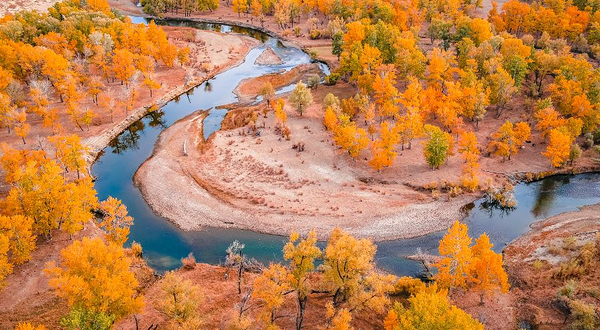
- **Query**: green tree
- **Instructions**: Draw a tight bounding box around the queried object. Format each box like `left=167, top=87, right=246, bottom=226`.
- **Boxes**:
left=423, top=125, right=450, bottom=170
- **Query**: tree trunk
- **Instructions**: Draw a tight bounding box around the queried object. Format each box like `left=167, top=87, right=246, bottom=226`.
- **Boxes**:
left=237, top=263, right=243, bottom=294
left=295, top=295, right=307, bottom=330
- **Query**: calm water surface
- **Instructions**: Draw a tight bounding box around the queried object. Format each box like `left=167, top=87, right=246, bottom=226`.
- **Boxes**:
left=92, top=17, right=600, bottom=276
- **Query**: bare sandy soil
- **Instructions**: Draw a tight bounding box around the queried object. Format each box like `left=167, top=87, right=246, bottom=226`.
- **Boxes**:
left=503, top=203, right=600, bottom=329
left=254, top=47, right=284, bottom=65
left=0, top=0, right=60, bottom=16
left=233, top=63, right=321, bottom=102
left=134, top=85, right=476, bottom=240
left=115, top=263, right=387, bottom=330
left=134, top=76, right=600, bottom=241
left=0, top=223, right=103, bottom=329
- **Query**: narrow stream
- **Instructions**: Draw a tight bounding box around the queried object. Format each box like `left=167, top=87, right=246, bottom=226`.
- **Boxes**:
left=92, top=17, right=600, bottom=277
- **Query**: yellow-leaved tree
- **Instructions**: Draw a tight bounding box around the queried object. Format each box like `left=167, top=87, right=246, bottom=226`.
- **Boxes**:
left=158, top=271, right=203, bottom=329
left=98, top=196, right=134, bottom=246
left=45, top=237, right=144, bottom=329
left=283, top=230, right=321, bottom=330
left=252, top=263, right=291, bottom=329
left=322, top=228, right=395, bottom=324
left=384, top=285, right=484, bottom=330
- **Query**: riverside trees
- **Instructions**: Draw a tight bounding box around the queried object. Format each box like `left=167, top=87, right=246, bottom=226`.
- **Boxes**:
left=238, top=226, right=501, bottom=329
left=0, top=2, right=183, bottom=143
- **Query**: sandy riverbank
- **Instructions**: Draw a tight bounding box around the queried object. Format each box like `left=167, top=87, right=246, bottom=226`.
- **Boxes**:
left=503, top=203, right=600, bottom=329
left=83, top=28, right=260, bottom=163
left=134, top=98, right=474, bottom=241
left=233, top=62, right=321, bottom=102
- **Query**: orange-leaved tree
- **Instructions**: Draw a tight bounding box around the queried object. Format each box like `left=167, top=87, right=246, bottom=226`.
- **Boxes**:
left=470, top=233, right=509, bottom=305
left=45, top=237, right=144, bottom=328
left=434, top=221, right=473, bottom=290
left=488, top=121, right=530, bottom=160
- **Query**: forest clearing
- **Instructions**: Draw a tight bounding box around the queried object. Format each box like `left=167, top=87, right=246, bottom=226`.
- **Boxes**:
left=0, top=0, right=599, bottom=329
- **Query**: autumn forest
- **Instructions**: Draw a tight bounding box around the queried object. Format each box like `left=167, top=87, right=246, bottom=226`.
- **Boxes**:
left=0, top=0, right=599, bottom=329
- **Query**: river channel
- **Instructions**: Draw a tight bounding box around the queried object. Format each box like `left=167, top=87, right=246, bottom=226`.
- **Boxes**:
left=92, top=16, right=600, bottom=277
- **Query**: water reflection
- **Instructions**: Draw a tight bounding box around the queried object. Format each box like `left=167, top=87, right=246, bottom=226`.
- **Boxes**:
left=478, top=201, right=515, bottom=218
left=531, top=176, right=563, bottom=217
left=204, top=81, right=213, bottom=92
left=147, top=109, right=167, bottom=129
left=108, top=120, right=144, bottom=154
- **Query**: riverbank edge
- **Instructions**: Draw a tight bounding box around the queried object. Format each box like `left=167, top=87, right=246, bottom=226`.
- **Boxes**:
left=83, top=36, right=259, bottom=166
left=133, top=103, right=600, bottom=244
left=100, top=9, right=600, bottom=242
left=120, top=8, right=337, bottom=68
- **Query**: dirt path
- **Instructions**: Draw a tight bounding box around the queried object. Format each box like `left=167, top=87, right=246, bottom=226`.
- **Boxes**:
left=0, top=223, right=103, bottom=329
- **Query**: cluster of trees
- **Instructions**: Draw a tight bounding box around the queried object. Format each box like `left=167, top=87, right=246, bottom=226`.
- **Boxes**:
left=0, top=139, right=139, bottom=327
left=434, top=221, right=509, bottom=304
left=144, top=0, right=423, bottom=35
left=0, top=0, right=188, bottom=144
left=142, top=0, right=220, bottom=17
left=153, top=224, right=505, bottom=329
left=317, top=0, right=600, bottom=189
left=0, top=0, right=186, bottom=300
left=489, top=0, right=594, bottom=45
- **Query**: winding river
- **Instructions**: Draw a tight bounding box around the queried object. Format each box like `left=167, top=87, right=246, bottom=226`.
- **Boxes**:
left=92, top=17, right=600, bottom=277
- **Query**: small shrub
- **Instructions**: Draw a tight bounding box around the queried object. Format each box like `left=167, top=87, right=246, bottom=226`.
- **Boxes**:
left=563, top=236, right=578, bottom=251
left=391, top=276, right=426, bottom=297
left=293, top=26, right=302, bottom=37
left=532, top=259, right=545, bottom=270
left=524, top=172, right=534, bottom=182
left=569, top=144, right=582, bottom=164
left=582, top=138, right=594, bottom=150
left=554, top=259, right=585, bottom=280
left=557, top=280, right=577, bottom=299
left=130, top=241, right=143, bottom=258
left=200, top=62, right=212, bottom=72
left=307, top=74, right=320, bottom=89
left=568, top=300, right=598, bottom=330
left=309, top=29, right=321, bottom=39
left=282, top=126, right=291, bottom=140
left=319, top=28, right=332, bottom=39
left=593, top=145, right=600, bottom=155
left=325, top=73, right=340, bottom=86
left=449, top=185, right=463, bottom=197
left=181, top=252, right=196, bottom=270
